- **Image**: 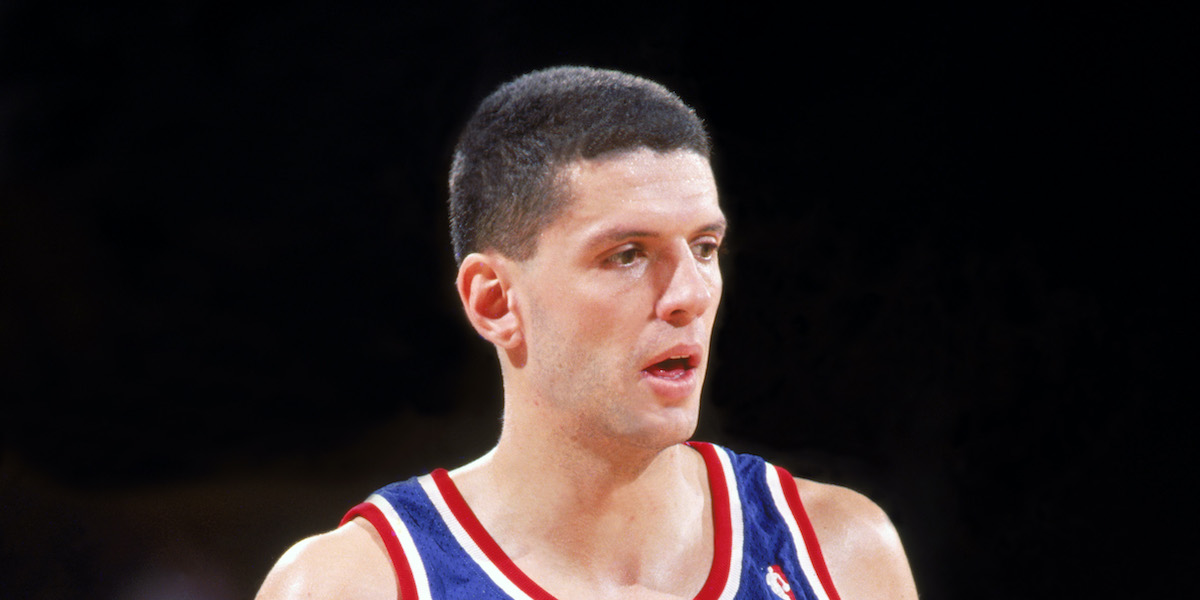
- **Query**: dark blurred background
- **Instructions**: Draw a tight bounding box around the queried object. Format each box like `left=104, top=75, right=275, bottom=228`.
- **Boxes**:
left=2, top=2, right=1193, bottom=598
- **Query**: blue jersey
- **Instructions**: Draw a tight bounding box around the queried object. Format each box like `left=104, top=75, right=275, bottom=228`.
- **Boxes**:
left=342, top=442, right=841, bottom=600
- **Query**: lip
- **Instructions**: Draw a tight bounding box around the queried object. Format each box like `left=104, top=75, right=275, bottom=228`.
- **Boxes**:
left=639, top=343, right=704, bottom=400
left=641, top=343, right=703, bottom=372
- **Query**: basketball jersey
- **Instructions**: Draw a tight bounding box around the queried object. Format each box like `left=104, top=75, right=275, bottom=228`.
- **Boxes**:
left=342, top=442, right=842, bottom=600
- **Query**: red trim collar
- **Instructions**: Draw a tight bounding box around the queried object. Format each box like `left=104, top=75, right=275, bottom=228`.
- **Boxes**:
left=430, top=442, right=734, bottom=600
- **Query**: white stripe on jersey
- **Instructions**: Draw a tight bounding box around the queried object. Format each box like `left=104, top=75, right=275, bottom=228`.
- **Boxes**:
left=712, top=445, right=745, bottom=600
left=418, top=475, right=540, bottom=600
left=764, top=467, right=834, bottom=600
left=366, top=493, right=433, bottom=600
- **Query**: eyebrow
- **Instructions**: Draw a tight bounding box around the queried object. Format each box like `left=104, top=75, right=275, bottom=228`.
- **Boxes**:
left=587, top=219, right=728, bottom=247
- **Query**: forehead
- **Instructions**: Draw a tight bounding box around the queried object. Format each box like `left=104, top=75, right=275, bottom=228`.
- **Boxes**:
left=546, top=149, right=723, bottom=240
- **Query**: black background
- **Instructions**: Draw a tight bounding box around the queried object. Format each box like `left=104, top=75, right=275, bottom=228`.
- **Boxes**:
left=2, top=2, right=1193, bottom=599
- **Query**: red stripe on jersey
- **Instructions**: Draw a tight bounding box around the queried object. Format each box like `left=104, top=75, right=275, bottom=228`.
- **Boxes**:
left=343, top=502, right=420, bottom=600
left=428, top=444, right=735, bottom=600
left=431, top=468, right=559, bottom=600
left=774, top=466, right=842, bottom=600
left=687, top=441, right=734, bottom=600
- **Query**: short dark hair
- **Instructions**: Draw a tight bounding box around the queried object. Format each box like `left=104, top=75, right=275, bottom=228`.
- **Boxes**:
left=447, top=66, right=711, bottom=264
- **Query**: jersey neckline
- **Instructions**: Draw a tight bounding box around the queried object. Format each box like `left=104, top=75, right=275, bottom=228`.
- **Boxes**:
left=424, top=441, right=737, bottom=600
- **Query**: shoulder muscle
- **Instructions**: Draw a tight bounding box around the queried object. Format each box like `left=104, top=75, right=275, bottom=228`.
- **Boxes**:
left=256, top=518, right=397, bottom=600
left=794, top=478, right=918, bottom=600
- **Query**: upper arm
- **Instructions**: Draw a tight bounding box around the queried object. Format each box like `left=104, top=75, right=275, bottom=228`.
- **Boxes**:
left=796, top=478, right=918, bottom=600
left=256, top=518, right=397, bottom=600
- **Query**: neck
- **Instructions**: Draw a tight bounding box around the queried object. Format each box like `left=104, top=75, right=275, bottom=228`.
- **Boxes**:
left=493, top=349, right=705, bottom=474
left=492, top=426, right=691, bottom=506
left=449, top=403, right=711, bottom=587
left=462, top=410, right=698, bottom=519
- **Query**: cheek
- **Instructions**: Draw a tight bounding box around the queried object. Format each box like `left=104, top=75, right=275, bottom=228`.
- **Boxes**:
left=573, top=298, right=631, bottom=341
left=527, top=291, right=615, bottom=351
left=708, top=267, right=724, bottom=307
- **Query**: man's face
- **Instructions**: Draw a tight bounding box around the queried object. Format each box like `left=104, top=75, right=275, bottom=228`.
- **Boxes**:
left=510, top=148, right=725, bottom=450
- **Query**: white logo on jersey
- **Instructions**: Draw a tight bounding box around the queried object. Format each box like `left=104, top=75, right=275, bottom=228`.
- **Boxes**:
left=766, top=564, right=797, bottom=600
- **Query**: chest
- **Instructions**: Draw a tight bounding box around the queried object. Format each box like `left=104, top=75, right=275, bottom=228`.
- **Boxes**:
left=349, top=445, right=839, bottom=600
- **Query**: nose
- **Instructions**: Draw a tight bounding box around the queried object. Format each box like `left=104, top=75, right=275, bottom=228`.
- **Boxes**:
left=656, top=247, right=719, bottom=327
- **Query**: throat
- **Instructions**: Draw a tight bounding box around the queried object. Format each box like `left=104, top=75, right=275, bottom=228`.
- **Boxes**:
left=456, top=443, right=716, bottom=598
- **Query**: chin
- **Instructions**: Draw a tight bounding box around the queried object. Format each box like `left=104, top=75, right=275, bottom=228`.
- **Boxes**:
left=620, top=405, right=700, bottom=451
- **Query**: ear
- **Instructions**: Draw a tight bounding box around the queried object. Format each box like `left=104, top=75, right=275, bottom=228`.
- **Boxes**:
left=456, top=252, right=523, bottom=349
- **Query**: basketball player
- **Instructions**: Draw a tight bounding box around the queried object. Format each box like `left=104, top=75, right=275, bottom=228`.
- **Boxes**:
left=257, top=66, right=918, bottom=600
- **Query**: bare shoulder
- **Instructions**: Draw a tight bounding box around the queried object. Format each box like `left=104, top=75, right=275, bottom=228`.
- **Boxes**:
left=794, top=477, right=919, bottom=600
left=256, top=517, right=397, bottom=600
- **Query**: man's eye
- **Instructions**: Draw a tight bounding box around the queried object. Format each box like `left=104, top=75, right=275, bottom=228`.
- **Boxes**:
left=607, top=248, right=642, bottom=266
left=693, top=242, right=720, bottom=260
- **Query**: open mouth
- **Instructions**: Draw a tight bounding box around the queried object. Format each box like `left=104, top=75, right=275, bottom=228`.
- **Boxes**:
left=644, top=355, right=697, bottom=380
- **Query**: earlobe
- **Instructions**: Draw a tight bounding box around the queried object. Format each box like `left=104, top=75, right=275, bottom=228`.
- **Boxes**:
left=456, top=253, right=523, bottom=349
